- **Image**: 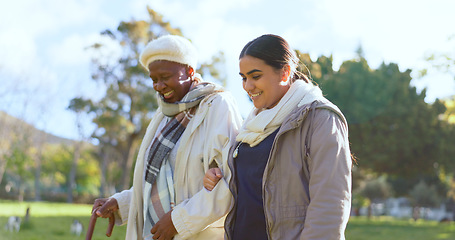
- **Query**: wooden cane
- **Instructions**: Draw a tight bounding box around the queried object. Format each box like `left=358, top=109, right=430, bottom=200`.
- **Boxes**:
left=86, top=208, right=115, bottom=239
left=85, top=210, right=98, bottom=240
left=106, top=214, right=115, bottom=237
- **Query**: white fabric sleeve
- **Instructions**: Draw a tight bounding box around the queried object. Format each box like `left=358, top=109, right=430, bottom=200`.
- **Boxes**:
left=111, top=188, right=133, bottom=226
left=171, top=93, right=242, bottom=239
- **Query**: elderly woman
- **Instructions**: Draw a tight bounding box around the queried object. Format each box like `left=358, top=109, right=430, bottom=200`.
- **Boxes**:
left=204, top=34, right=352, bottom=240
left=92, top=35, right=242, bottom=240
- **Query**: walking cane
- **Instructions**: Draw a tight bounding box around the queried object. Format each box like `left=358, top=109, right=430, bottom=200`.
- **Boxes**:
left=85, top=211, right=98, bottom=240
left=86, top=208, right=115, bottom=240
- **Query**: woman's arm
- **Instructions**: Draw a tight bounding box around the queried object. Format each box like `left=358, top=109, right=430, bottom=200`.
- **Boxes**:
left=300, top=109, right=352, bottom=240
left=170, top=93, right=242, bottom=239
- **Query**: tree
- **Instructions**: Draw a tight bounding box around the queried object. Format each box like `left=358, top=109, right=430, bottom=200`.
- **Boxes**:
left=409, top=180, right=441, bottom=220
left=5, top=135, right=35, bottom=201
left=40, top=144, right=72, bottom=200
left=67, top=112, right=85, bottom=203
left=0, top=112, right=11, bottom=186
left=69, top=7, right=226, bottom=191
left=69, top=7, right=177, bottom=190
left=425, top=35, right=455, bottom=79
left=199, top=51, right=227, bottom=85
left=300, top=53, right=449, bottom=180
left=440, top=97, right=455, bottom=124
left=359, top=175, right=392, bottom=219
left=39, top=143, right=100, bottom=202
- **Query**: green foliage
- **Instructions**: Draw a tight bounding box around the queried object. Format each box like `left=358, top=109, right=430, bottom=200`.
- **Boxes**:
left=425, top=35, right=455, bottom=78
left=441, top=97, right=455, bottom=124
left=1, top=130, right=36, bottom=199
left=40, top=144, right=100, bottom=200
left=6, top=143, right=34, bottom=182
left=352, top=192, right=370, bottom=210
left=300, top=53, right=453, bottom=182
left=409, top=180, right=442, bottom=208
left=361, top=175, right=393, bottom=202
left=199, top=51, right=227, bottom=85
left=41, top=145, right=72, bottom=186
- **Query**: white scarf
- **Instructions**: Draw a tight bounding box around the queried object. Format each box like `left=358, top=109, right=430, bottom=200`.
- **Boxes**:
left=236, top=80, right=324, bottom=147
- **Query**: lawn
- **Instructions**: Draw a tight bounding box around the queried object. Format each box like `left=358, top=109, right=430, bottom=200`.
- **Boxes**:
left=0, top=200, right=126, bottom=240
left=346, top=216, right=455, bottom=240
left=1, top=200, right=455, bottom=240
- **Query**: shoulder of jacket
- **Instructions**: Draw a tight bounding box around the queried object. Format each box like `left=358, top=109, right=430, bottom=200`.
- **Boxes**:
left=189, top=91, right=232, bottom=133
left=283, top=99, right=347, bottom=130
left=312, top=99, right=347, bottom=125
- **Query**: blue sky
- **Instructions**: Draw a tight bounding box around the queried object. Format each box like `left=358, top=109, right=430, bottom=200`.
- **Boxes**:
left=0, top=0, right=454, bottom=140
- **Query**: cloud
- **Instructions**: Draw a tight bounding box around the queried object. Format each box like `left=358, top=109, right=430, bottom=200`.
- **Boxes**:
left=320, top=0, right=455, bottom=69
left=0, top=29, right=38, bottom=74
left=0, top=0, right=126, bottom=138
left=1, top=0, right=454, bottom=139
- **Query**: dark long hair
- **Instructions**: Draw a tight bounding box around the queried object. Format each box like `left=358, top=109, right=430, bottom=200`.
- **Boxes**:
left=239, top=34, right=310, bottom=83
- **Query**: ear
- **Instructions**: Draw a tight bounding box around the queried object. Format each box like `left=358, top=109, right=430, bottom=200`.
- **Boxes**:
left=281, top=65, right=291, bottom=82
left=187, top=67, right=195, bottom=77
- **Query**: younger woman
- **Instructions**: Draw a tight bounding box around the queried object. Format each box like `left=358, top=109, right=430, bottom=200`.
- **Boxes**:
left=204, top=34, right=352, bottom=240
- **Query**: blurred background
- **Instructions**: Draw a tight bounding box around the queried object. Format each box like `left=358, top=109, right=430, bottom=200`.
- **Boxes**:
left=1, top=0, right=455, bottom=232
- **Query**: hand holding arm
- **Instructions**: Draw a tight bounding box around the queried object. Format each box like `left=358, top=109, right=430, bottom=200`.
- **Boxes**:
left=151, top=210, right=178, bottom=240
left=203, top=167, right=223, bottom=191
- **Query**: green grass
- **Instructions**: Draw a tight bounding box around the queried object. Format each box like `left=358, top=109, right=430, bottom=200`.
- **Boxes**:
left=346, top=216, right=455, bottom=240
left=0, top=200, right=126, bottom=240
left=2, top=200, right=455, bottom=240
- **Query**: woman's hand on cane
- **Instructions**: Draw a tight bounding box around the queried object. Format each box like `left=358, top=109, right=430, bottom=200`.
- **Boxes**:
left=86, top=198, right=118, bottom=239
left=92, top=198, right=119, bottom=218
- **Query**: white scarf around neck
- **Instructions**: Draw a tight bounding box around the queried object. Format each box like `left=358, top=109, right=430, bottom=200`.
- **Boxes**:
left=236, top=80, right=324, bottom=147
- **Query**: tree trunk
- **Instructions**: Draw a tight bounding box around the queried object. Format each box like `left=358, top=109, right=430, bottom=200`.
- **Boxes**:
left=34, top=154, right=41, bottom=201
left=0, top=158, right=6, bottom=186
left=0, top=114, right=7, bottom=186
left=67, top=142, right=81, bottom=203
left=367, top=204, right=372, bottom=220
left=18, top=181, right=25, bottom=202
left=100, top=148, right=108, bottom=197
left=120, top=138, right=139, bottom=190
left=413, top=206, right=420, bottom=221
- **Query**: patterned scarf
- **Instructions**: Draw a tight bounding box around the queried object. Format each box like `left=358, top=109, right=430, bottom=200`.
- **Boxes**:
left=143, top=82, right=222, bottom=239
left=159, top=79, right=219, bottom=117
left=144, top=108, right=196, bottom=184
left=144, top=82, right=221, bottom=184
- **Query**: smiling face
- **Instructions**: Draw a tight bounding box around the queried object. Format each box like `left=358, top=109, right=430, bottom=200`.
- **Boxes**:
left=239, top=55, right=290, bottom=109
left=148, top=60, right=193, bottom=103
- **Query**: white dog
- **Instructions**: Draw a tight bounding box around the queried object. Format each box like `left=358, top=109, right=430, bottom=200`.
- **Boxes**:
left=70, top=219, right=83, bottom=236
left=5, top=216, right=21, bottom=232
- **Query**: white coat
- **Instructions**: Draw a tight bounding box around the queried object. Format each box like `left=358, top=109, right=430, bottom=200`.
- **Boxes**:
left=112, top=91, right=242, bottom=240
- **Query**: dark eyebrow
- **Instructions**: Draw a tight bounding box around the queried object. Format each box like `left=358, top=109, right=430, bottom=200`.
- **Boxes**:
left=246, top=69, right=262, bottom=75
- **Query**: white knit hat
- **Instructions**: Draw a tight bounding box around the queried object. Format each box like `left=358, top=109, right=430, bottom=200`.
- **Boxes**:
left=139, top=35, right=198, bottom=71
